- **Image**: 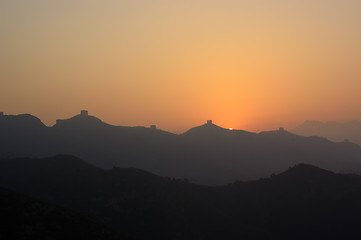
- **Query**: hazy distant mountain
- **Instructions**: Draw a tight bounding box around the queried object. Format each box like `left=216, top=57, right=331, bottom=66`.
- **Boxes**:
left=292, top=120, right=361, bottom=146
left=0, top=187, right=126, bottom=240
left=2, top=155, right=361, bottom=240
left=2, top=112, right=361, bottom=184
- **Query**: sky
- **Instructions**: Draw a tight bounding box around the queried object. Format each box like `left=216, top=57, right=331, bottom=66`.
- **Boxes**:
left=1, top=0, right=360, bottom=133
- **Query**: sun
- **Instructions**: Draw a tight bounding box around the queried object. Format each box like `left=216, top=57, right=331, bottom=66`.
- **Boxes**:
left=229, top=128, right=233, bottom=130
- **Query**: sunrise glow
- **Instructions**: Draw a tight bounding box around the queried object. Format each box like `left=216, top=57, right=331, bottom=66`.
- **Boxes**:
left=1, top=1, right=360, bottom=132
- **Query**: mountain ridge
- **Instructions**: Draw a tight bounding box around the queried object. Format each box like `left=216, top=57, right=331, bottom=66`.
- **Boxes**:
left=1, top=111, right=361, bottom=184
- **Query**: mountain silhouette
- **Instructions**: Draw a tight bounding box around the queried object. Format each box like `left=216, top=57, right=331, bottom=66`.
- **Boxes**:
left=184, top=121, right=231, bottom=135
left=2, top=155, right=361, bottom=239
left=0, top=114, right=45, bottom=131
left=1, top=111, right=361, bottom=184
left=182, top=121, right=255, bottom=140
left=54, top=111, right=110, bottom=129
left=293, top=120, right=361, bottom=146
left=276, top=163, right=334, bottom=179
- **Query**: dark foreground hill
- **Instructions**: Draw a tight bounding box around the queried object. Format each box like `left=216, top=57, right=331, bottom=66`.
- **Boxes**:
left=1, top=155, right=361, bottom=239
left=0, top=187, right=127, bottom=240
left=2, top=112, right=361, bottom=184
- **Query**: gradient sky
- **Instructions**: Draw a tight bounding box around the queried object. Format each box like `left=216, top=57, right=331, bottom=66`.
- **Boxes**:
left=1, top=0, right=360, bottom=133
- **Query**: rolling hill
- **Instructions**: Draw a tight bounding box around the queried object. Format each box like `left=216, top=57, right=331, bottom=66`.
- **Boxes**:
left=1, top=155, right=361, bottom=239
left=1, top=112, right=361, bottom=184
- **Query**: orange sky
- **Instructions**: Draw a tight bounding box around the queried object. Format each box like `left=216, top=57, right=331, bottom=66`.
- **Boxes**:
left=1, top=0, right=361, bottom=133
